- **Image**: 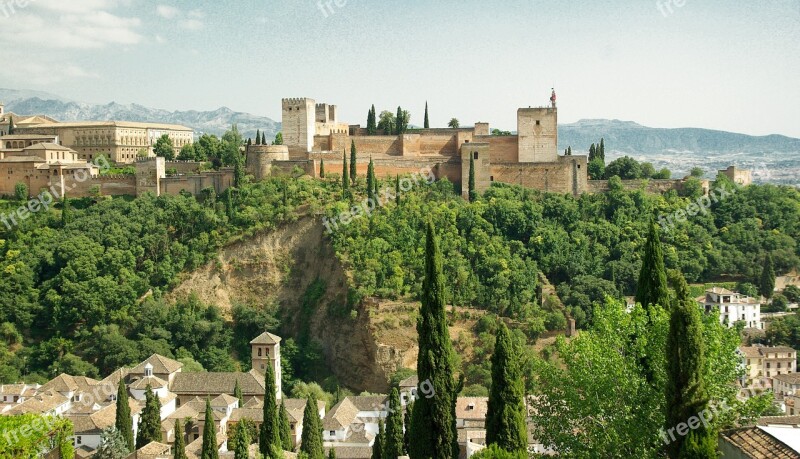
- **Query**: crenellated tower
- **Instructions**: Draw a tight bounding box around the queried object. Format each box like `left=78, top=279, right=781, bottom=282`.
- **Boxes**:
left=281, top=98, right=316, bottom=155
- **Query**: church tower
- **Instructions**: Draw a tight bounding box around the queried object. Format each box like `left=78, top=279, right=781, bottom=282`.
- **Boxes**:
left=250, top=332, right=282, bottom=399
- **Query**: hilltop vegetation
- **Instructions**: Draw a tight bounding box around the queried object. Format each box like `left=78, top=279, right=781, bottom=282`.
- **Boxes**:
left=0, top=163, right=798, bottom=393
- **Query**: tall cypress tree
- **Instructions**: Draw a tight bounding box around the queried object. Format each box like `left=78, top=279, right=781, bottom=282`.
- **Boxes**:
left=485, top=323, right=527, bottom=453
left=115, top=379, right=134, bottom=452
left=599, top=138, right=606, bottom=161
left=367, top=157, right=375, bottom=203
left=279, top=402, right=293, bottom=451
left=395, top=107, right=404, bottom=135
left=342, top=150, right=349, bottom=197
left=300, top=394, right=324, bottom=459
left=589, top=143, right=596, bottom=161
left=260, top=364, right=281, bottom=457
left=136, top=385, right=162, bottom=449
left=424, top=102, right=430, bottom=129
left=232, top=421, right=250, bottom=459
left=665, top=271, right=714, bottom=458
left=174, top=419, right=187, bottom=459
left=635, top=220, right=670, bottom=310
left=255, top=130, right=261, bottom=145
left=8, top=116, right=14, bottom=135
left=395, top=175, right=401, bottom=206
left=371, top=420, right=384, bottom=459
left=403, top=401, right=412, bottom=455
left=409, top=221, right=459, bottom=459
left=201, top=399, right=219, bottom=459
left=367, top=105, right=377, bottom=135
left=234, top=380, right=243, bottom=408
left=262, top=132, right=268, bottom=146
left=759, top=254, right=776, bottom=299
left=319, top=159, right=325, bottom=179
left=468, top=155, right=477, bottom=202
left=350, top=140, right=357, bottom=185
left=383, top=389, right=404, bottom=459
left=328, top=449, right=336, bottom=459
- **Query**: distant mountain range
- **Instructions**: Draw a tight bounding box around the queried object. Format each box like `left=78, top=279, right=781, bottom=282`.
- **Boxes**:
left=2, top=89, right=797, bottom=184
left=0, top=89, right=280, bottom=141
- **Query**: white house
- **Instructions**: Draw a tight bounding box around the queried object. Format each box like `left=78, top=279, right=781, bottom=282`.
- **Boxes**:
left=701, top=288, right=762, bottom=329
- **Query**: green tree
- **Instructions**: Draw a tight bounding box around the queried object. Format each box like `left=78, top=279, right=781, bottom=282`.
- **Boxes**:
left=367, top=105, right=377, bottom=135
left=635, top=220, right=670, bottom=311
left=383, top=389, right=404, bottom=459
left=95, top=427, right=129, bottom=459
left=409, top=221, right=459, bottom=459
left=300, top=394, right=324, bottom=459
left=485, top=323, right=527, bottom=453
left=328, top=449, right=336, bottom=459
left=378, top=111, right=396, bottom=135
left=319, top=160, right=325, bottom=179
left=759, top=254, right=776, bottom=299
left=371, top=420, right=383, bottom=459
left=424, top=102, right=430, bottom=129
left=350, top=141, right=357, bottom=185
left=342, top=150, right=350, bottom=197
left=589, top=143, right=597, bottom=161
left=115, top=380, right=134, bottom=452
left=201, top=399, right=219, bottom=459
left=256, top=130, right=262, bottom=145
left=232, top=421, right=250, bottom=459
left=260, top=363, right=281, bottom=457
left=154, top=134, right=175, bottom=160
left=14, top=182, right=27, bottom=201
left=470, top=444, right=527, bottom=459
left=279, top=402, right=293, bottom=451
left=599, top=138, right=606, bottom=161
left=665, top=272, right=714, bottom=458
left=588, top=158, right=605, bottom=180
left=395, top=175, right=400, bottom=206
left=8, top=115, right=14, bottom=135
left=367, top=157, right=376, bottom=203
left=448, top=118, right=459, bottom=129
left=234, top=156, right=244, bottom=188
left=274, top=132, right=283, bottom=145
left=395, top=107, right=403, bottom=135
left=174, top=419, right=187, bottom=459
left=136, top=385, right=162, bottom=449
left=468, top=156, right=477, bottom=202
left=234, top=379, right=243, bottom=408
left=604, top=156, right=643, bottom=180
left=690, top=167, right=705, bottom=178
left=403, top=401, right=412, bottom=454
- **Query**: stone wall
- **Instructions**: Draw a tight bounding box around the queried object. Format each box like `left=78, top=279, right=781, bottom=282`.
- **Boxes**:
left=490, top=155, right=587, bottom=196
left=161, top=170, right=234, bottom=197
left=517, top=107, right=558, bottom=163
left=587, top=178, right=694, bottom=194
left=74, top=175, right=137, bottom=197
left=165, top=161, right=204, bottom=174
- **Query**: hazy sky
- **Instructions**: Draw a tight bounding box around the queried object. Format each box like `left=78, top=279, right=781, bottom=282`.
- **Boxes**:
left=1, top=0, right=799, bottom=137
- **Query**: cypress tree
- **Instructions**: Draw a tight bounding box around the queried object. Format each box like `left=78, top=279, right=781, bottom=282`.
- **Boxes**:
left=300, top=394, right=324, bottom=459
left=279, top=402, right=293, bottom=452
left=395, top=107, right=403, bottom=135
left=367, top=105, right=377, bottom=135
left=201, top=399, right=219, bottom=459
left=247, top=138, right=252, bottom=146
left=371, top=420, right=383, bottom=459
left=424, top=102, right=430, bottom=129
left=115, top=379, right=134, bottom=452
left=256, top=130, right=261, bottom=145
left=599, top=138, right=606, bottom=161
left=350, top=140, right=357, bottom=185
left=383, top=389, right=404, bottom=459
left=759, top=254, right=776, bottom=299
left=234, top=157, right=244, bottom=188
left=232, top=421, right=250, bottom=459
left=263, top=132, right=269, bottom=146
left=468, top=155, right=477, bottom=202
left=403, top=402, right=412, bottom=455
left=328, top=449, right=336, bottom=459
left=635, top=219, right=670, bottom=310
left=136, top=385, right=162, bottom=449
left=485, top=323, right=527, bottom=453
left=409, top=221, right=459, bottom=459
left=568, top=146, right=572, bottom=156
left=589, top=143, right=596, bottom=161
left=174, top=419, right=187, bottom=459
left=8, top=116, right=13, bottom=135
left=395, top=175, right=400, bottom=206
left=665, top=271, right=714, bottom=458
left=260, top=363, right=281, bottom=457
left=342, top=150, right=349, bottom=197
left=319, top=160, right=325, bottom=179
left=234, top=380, right=243, bottom=408
left=367, top=157, right=375, bottom=203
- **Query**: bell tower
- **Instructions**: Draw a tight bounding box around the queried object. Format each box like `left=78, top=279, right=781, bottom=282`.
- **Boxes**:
left=250, top=332, right=282, bottom=399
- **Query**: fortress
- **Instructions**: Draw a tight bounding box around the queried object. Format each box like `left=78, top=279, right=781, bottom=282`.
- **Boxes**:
left=247, top=93, right=590, bottom=197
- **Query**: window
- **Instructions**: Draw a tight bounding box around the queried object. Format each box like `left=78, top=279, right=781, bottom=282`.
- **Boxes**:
left=258, top=348, right=262, bottom=357
left=536, top=120, right=541, bottom=126
left=330, top=430, right=335, bottom=436
left=473, top=152, right=479, bottom=160
left=76, top=436, right=82, bottom=445
left=490, top=176, right=494, bottom=181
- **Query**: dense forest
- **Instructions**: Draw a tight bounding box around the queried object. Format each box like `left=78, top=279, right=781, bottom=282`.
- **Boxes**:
left=0, top=144, right=798, bottom=399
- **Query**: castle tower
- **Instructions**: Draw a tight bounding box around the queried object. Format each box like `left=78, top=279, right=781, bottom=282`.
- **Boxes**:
left=250, top=332, right=282, bottom=399
left=282, top=98, right=316, bottom=155
left=517, top=93, right=558, bottom=163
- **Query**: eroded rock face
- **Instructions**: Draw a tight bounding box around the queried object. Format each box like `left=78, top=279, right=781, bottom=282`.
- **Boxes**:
left=169, top=217, right=416, bottom=392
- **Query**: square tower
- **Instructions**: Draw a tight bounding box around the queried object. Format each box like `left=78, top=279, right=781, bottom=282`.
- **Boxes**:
left=282, top=98, right=316, bottom=154
left=250, top=332, right=282, bottom=399
left=517, top=107, right=558, bottom=163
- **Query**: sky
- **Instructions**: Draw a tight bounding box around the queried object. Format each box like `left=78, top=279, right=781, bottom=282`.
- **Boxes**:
left=0, top=0, right=798, bottom=137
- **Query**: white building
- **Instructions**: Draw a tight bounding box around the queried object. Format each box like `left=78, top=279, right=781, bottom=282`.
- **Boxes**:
left=701, top=287, right=763, bottom=329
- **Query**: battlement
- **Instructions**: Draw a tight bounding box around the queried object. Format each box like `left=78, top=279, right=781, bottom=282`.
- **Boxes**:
left=282, top=98, right=313, bottom=108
